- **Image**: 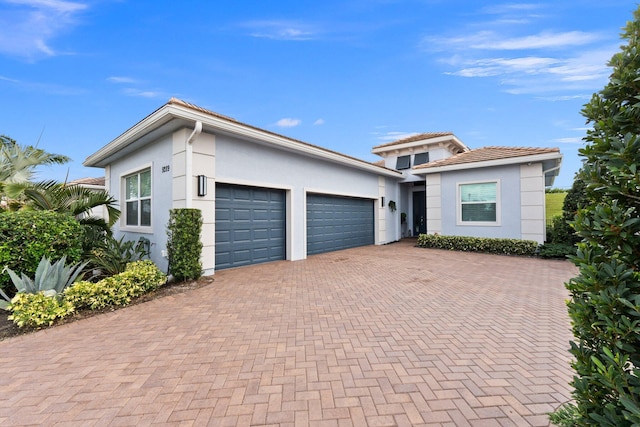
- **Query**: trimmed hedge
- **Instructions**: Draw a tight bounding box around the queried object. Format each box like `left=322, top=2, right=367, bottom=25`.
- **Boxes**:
left=166, top=208, right=203, bottom=282
left=416, top=233, right=539, bottom=256
left=0, top=211, right=83, bottom=293
left=8, top=292, right=75, bottom=329
left=64, top=260, right=166, bottom=310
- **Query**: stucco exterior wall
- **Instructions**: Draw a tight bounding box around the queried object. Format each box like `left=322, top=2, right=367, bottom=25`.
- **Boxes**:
left=108, top=134, right=173, bottom=273
left=439, top=165, right=522, bottom=240
left=215, top=134, right=401, bottom=262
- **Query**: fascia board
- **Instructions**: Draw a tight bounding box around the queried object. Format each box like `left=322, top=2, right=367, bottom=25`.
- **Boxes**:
left=411, top=152, right=563, bottom=175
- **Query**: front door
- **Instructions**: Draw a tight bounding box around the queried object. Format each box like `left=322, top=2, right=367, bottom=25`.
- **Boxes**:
left=413, top=190, right=426, bottom=235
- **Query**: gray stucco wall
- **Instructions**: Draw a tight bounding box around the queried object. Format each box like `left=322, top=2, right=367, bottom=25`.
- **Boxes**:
left=108, top=135, right=173, bottom=273
left=215, top=134, right=401, bottom=261
left=440, top=165, right=522, bottom=239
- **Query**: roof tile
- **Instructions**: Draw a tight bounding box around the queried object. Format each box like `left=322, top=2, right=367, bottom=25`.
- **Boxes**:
left=414, top=146, right=560, bottom=169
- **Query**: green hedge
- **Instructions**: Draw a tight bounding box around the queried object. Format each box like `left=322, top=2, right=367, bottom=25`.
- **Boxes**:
left=64, top=260, right=166, bottom=310
left=416, top=233, right=539, bottom=256
left=166, top=208, right=203, bottom=282
left=0, top=211, right=83, bottom=293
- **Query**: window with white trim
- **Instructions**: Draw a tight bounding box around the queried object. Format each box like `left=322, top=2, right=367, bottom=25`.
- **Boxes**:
left=459, top=181, right=497, bottom=223
left=124, top=168, right=151, bottom=227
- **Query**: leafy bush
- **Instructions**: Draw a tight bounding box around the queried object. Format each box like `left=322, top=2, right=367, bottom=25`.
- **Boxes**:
left=64, top=260, right=166, bottom=310
left=416, top=234, right=539, bottom=256
left=8, top=292, right=75, bottom=328
left=166, top=208, right=202, bottom=281
left=0, top=211, right=83, bottom=295
left=88, top=235, right=150, bottom=279
left=551, top=7, right=640, bottom=425
left=537, top=242, right=576, bottom=259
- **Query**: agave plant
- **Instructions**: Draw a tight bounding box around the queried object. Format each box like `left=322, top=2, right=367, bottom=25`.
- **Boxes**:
left=4, top=256, right=88, bottom=302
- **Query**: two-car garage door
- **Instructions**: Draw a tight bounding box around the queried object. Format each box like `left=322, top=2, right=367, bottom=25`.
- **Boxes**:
left=215, top=184, right=375, bottom=269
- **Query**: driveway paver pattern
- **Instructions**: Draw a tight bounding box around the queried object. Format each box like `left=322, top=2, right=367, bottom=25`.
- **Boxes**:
left=0, top=240, right=577, bottom=426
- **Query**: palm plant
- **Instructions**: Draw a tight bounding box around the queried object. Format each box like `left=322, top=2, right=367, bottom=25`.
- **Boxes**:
left=0, top=135, right=69, bottom=202
left=22, top=180, right=120, bottom=230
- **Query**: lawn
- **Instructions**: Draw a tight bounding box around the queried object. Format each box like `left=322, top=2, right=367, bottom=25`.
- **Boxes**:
left=546, top=191, right=567, bottom=224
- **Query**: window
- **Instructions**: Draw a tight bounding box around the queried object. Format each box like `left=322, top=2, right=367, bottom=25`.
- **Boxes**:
left=396, top=155, right=411, bottom=170
left=414, top=152, right=429, bottom=166
left=459, top=182, right=498, bottom=223
left=124, top=168, right=151, bottom=227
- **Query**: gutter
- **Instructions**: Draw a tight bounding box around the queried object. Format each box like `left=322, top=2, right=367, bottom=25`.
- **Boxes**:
left=185, top=121, right=203, bottom=208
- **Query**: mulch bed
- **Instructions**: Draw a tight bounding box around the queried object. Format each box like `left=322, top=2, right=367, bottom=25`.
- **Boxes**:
left=0, top=276, right=214, bottom=341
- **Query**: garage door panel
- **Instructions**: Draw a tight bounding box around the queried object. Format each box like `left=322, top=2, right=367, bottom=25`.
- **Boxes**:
left=215, top=184, right=286, bottom=270
left=307, top=194, right=374, bottom=255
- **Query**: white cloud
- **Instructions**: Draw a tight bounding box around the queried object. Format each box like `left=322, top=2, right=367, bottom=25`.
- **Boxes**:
left=0, top=0, right=87, bottom=60
left=275, top=118, right=302, bottom=128
left=552, top=137, right=584, bottom=144
left=374, top=131, right=419, bottom=142
left=121, top=88, right=167, bottom=99
left=107, top=76, right=139, bottom=84
left=240, top=20, right=317, bottom=41
left=313, top=118, right=325, bottom=126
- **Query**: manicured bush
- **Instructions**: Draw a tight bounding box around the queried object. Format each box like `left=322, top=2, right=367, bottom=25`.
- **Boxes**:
left=416, top=234, right=538, bottom=256
left=551, top=7, right=640, bottom=425
left=537, top=242, right=576, bottom=259
left=8, top=292, right=75, bottom=328
left=64, top=260, right=166, bottom=310
left=0, top=211, right=83, bottom=294
left=166, top=208, right=202, bottom=282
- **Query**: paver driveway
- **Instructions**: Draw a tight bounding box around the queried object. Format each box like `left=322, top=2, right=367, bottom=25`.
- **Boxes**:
left=0, top=240, right=577, bottom=426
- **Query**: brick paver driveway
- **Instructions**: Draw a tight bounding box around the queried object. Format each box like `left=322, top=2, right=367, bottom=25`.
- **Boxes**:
left=0, top=240, right=577, bottom=426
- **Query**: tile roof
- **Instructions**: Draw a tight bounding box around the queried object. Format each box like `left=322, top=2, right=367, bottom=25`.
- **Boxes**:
left=372, top=132, right=454, bottom=149
left=69, top=177, right=106, bottom=186
left=414, top=146, right=561, bottom=170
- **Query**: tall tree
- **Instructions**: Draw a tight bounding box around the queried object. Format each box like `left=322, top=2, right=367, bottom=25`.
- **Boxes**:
left=553, top=6, right=640, bottom=426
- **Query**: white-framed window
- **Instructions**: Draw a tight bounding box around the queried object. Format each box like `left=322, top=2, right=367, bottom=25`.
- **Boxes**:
left=124, top=167, right=152, bottom=228
left=457, top=181, right=500, bottom=225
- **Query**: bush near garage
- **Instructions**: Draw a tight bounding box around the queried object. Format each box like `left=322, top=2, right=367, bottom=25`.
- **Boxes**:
left=416, top=234, right=539, bottom=256
left=64, top=260, right=166, bottom=311
left=166, top=208, right=203, bottom=282
left=0, top=211, right=83, bottom=295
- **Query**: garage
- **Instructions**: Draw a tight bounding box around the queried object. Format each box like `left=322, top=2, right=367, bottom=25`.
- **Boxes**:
left=215, top=183, right=286, bottom=269
left=307, top=194, right=374, bottom=255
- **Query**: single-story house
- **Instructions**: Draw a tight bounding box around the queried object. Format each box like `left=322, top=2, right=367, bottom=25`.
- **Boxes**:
left=84, top=98, right=562, bottom=274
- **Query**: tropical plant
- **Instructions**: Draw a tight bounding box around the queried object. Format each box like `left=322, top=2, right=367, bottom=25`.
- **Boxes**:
left=552, top=6, right=640, bottom=425
left=0, top=135, right=69, bottom=202
left=22, top=180, right=120, bottom=230
left=8, top=292, right=75, bottom=328
left=88, top=235, right=150, bottom=278
left=5, top=256, right=87, bottom=298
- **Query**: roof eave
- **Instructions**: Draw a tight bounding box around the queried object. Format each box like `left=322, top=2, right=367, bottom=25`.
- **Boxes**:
left=371, top=134, right=469, bottom=155
left=85, top=102, right=403, bottom=178
left=411, top=152, right=563, bottom=175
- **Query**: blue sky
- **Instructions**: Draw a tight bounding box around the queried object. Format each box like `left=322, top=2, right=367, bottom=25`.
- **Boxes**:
left=0, top=0, right=636, bottom=188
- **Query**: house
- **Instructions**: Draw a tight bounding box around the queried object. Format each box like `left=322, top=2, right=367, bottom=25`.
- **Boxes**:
left=84, top=98, right=562, bottom=274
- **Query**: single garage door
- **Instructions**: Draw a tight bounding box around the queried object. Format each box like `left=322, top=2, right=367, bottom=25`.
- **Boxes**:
left=215, top=183, right=286, bottom=270
left=307, top=194, right=374, bottom=255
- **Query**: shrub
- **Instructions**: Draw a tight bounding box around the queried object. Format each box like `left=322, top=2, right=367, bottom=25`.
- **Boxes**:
left=0, top=211, right=83, bottom=295
left=416, top=234, right=538, bottom=256
left=166, top=208, right=202, bottom=282
left=64, top=260, right=166, bottom=310
left=537, top=242, right=576, bottom=259
left=8, top=292, right=75, bottom=328
left=88, top=235, right=150, bottom=279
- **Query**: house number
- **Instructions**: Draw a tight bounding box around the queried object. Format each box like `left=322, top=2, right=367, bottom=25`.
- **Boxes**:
left=161, top=165, right=170, bottom=173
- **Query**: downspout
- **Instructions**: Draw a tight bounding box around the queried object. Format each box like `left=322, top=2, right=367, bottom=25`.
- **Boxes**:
left=185, top=121, right=203, bottom=208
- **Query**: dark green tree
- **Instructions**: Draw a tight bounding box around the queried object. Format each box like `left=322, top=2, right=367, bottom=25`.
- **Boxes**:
left=552, top=6, right=640, bottom=426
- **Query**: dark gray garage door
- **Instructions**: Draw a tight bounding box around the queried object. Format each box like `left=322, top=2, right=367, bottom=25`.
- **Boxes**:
left=215, top=183, right=285, bottom=270
left=307, top=194, right=374, bottom=255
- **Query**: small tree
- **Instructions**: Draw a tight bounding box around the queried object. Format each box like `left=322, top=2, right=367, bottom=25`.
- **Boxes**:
left=166, top=208, right=203, bottom=282
left=552, top=6, right=640, bottom=426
